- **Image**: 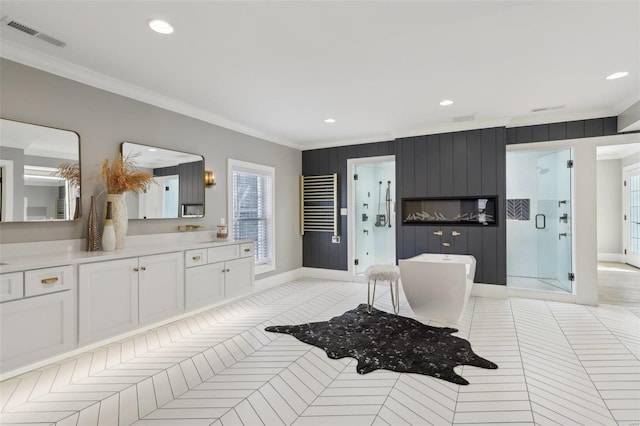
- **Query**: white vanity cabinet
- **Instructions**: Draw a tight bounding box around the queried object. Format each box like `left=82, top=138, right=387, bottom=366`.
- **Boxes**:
left=0, top=266, right=76, bottom=372
left=185, top=243, right=254, bottom=311
left=79, top=252, right=184, bottom=345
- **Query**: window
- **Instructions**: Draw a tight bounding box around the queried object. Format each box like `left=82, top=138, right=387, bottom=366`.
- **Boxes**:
left=228, top=159, right=275, bottom=274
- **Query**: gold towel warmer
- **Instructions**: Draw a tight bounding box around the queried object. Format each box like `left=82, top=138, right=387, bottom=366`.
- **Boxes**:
left=300, top=173, right=338, bottom=236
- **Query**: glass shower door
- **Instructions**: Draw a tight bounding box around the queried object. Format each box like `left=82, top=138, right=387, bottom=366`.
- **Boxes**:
left=354, top=164, right=373, bottom=274
left=623, top=166, right=640, bottom=268
left=536, top=149, right=573, bottom=292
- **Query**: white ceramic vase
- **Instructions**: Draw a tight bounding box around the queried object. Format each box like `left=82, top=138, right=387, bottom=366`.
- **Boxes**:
left=105, top=193, right=127, bottom=249
left=102, top=201, right=116, bottom=251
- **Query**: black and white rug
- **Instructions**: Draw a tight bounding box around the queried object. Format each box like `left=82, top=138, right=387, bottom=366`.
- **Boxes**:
left=265, top=304, right=497, bottom=385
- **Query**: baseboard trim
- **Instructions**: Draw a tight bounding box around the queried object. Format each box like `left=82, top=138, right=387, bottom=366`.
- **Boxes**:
left=255, top=268, right=305, bottom=290
left=301, top=267, right=352, bottom=282
left=471, top=282, right=508, bottom=299
left=597, top=253, right=624, bottom=263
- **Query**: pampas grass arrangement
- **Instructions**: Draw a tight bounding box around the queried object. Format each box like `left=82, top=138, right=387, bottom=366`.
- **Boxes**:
left=54, top=163, right=80, bottom=188
left=100, top=153, right=155, bottom=194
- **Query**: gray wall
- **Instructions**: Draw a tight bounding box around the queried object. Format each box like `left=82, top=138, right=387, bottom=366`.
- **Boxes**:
left=596, top=159, right=622, bottom=254
left=0, top=59, right=302, bottom=277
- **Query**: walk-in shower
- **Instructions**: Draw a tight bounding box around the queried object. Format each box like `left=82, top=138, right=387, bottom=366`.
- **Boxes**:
left=506, top=148, right=574, bottom=293
left=349, top=156, right=396, bottom=276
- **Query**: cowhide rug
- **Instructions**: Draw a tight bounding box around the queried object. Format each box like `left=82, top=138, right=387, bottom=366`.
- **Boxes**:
left=265, top=303, right=497, bottom=385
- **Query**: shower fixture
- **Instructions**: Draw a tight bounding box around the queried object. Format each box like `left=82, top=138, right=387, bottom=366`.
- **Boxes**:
left=375, top=180, right=393, bottom=228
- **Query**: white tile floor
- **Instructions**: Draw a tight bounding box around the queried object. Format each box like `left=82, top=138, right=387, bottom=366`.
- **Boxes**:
left=1, top=278, right=638, bottom=426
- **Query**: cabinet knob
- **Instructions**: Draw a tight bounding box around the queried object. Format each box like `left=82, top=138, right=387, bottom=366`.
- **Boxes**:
left=452, top=231, right=461, bottom=237
left=442, top=242, right=451, bottom=247
left=192, top=255, right=201, bottom=261
left=140, top=266, right=147, bottom=271
left=133, top=267, right=139, bottom=272
left=41, top=277, right=59, bottom=285
left=243, top=248, right=251, bottom=253
left=433, top=230, right=443, bottom=236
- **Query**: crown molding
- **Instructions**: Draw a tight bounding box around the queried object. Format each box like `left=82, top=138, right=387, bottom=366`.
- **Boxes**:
left=0, top=40, right=302, bottom=150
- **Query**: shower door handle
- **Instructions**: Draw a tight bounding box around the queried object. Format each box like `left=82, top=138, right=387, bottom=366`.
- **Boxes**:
left=535, top=214, right=546, bottom=229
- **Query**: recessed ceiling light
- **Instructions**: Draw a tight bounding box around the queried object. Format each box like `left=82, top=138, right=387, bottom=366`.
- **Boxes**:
left=440, top=99, right=454, bottom=106
left=148, top=19, right=174, bottom=35
left=324, top=118, right=336, bottom=123
left=148, top=148, right=157, bottom=152
left=606, top=71, right=628, bottom=80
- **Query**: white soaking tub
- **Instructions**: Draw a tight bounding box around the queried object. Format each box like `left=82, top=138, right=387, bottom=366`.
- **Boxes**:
left=398, top=253, right=476, bottom=323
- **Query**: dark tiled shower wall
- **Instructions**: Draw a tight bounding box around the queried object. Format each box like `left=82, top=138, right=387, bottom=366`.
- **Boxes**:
left=302, top=129, right=507, bottom=285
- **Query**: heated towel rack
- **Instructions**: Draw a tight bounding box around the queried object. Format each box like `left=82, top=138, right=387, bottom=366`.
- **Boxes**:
left=300, top=173, right=338, bottom=236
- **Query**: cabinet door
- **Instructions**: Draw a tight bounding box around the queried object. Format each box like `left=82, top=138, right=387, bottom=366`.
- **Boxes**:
left=0, top=272, right=23, bottom=302
left=1, top=290, right=75, bottom=373
left=139, top=252, right=184, bottom=325
left=185, top=263, right=224, bottom=311
left=79, top=258, right=139, bottom=345
left=224, top=257, right=254, bottom=299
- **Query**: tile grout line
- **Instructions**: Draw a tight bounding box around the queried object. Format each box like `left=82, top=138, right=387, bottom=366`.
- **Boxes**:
left=1, top=279, right=319, bottom=424
left=545, top=300, right=633, bottom=424
left=137, top=280, right=362, bottom=424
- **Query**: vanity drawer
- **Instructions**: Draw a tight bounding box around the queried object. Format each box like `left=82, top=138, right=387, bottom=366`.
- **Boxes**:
left=240, top=243, right=254, bottom=258
left=25, top=265, right=73, bottom=297
left=207, top=245, right=239, bottom=263
left=185, top=249, right=208, bottom=268
left=0, top=273, right=24, bottom=302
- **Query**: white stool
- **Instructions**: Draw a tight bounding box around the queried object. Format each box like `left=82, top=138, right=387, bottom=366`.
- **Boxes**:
left=365, top=265, right=401, bottom=314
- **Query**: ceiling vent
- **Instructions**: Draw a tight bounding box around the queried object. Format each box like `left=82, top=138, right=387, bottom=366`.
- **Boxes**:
left=2, top=17, right=66, bottom=47
left=531, top=105, right=565, bottom=113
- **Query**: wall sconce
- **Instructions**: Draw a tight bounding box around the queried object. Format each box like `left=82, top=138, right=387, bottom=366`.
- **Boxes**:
left=204, top=170, right=216, bottom=188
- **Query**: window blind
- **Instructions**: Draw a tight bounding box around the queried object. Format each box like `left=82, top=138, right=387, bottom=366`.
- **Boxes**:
left=232, top=169, right=273, bottom=265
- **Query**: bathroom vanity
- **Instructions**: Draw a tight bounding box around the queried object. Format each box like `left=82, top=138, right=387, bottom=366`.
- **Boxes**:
left=0, top=235, right=254, bottom=376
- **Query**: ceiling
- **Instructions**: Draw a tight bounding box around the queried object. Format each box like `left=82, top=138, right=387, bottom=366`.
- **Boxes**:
left=0, top=1, right=638, bottom=150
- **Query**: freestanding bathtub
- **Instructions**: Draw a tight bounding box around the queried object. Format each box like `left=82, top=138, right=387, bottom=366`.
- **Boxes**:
left=398, top=253, right=476, bottom=323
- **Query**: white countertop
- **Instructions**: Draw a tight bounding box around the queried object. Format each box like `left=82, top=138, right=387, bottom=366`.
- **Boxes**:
left=0, top=231, right=254, bottom=273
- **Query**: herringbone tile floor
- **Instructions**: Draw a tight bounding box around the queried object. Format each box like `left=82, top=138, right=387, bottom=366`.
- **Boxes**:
left=1, top=278, right=638, bottom=425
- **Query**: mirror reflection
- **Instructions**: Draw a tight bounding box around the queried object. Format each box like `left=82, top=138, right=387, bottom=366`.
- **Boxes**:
left=121, top=142, right=204, bottom=219
left=0, top=118, right=80, bottom=222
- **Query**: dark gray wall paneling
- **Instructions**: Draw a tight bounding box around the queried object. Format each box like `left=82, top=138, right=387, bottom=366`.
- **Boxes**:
left=396, top=127, right=506, bottom=285
left=507, top=116, right=620, bottom=144
left=302, top=115, right=628, bottom=284
left=303, top=128, right=507, bottom=285
left=302, top=141, right=396, bottom=273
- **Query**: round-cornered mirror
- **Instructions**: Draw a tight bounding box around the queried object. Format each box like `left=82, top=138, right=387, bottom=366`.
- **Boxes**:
left=121, top=142, right=205, bottom=219
left=0, top=118, right=81, bottom=222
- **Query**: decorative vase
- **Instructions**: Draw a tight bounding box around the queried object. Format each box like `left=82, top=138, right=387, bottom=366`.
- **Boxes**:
left=86, top=196, right=99, bottom=251
left=73, top=196, right=81, bottom=220
left=105, top=193, right=127, bottom=249
left=102, top=201, right=116, bottom=251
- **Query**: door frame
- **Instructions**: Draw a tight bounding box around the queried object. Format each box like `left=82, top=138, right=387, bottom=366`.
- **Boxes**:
left=623, top=162, right=640, bottom=267
left=347, top=155, right=395, bottom=281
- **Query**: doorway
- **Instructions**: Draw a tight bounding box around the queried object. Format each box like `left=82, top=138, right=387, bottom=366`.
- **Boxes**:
left=506, top=148, right=574, bottom=293
left=348, top=156, right=396, bottom=278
